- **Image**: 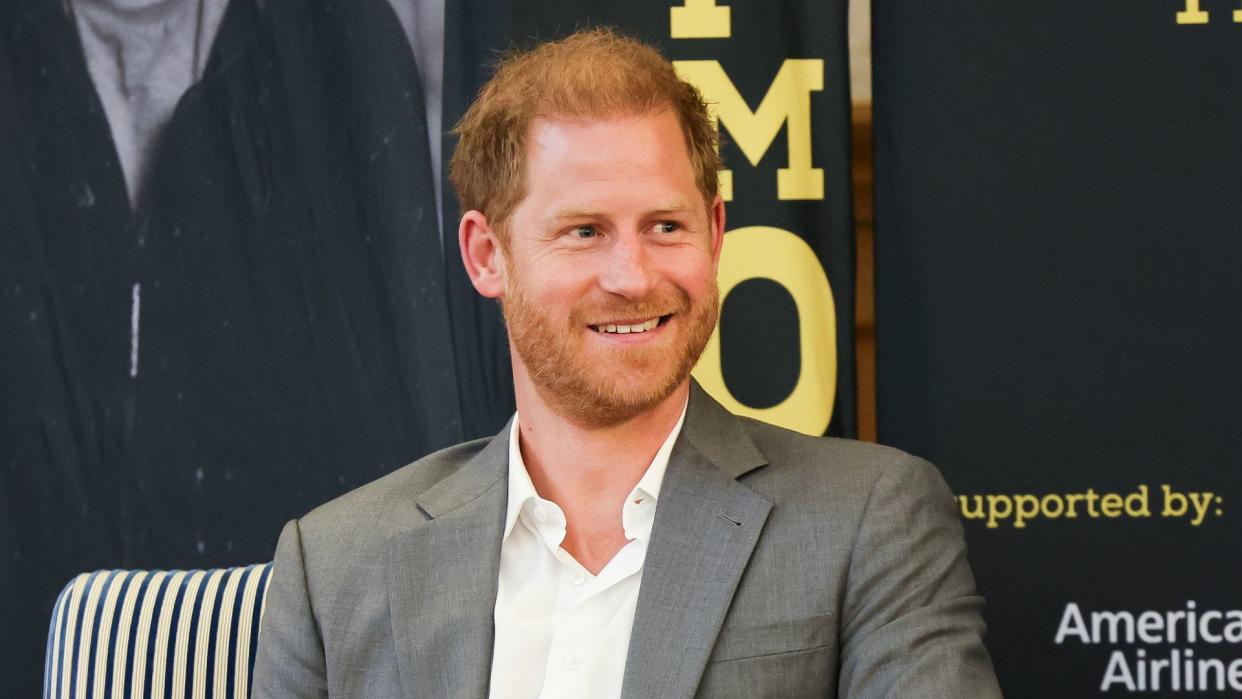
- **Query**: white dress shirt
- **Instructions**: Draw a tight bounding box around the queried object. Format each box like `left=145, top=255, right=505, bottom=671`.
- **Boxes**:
left=487, top=402, right=688, bottom=699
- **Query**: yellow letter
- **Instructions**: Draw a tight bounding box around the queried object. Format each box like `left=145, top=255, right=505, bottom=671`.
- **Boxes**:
left=1177, top=0, right=1210, bottom=24
left=670, top=0, right=731, bottom=38
left=1013, top=495, right=1040, bottom=528
left=693, top=226, right=836, bottom=435
left=1162, top=484, right=1189, bottom=517
left=674, top=60, right=824, bottom=201
left=959, top=494, right=985, bottom=520
left=1125, top=485, right=1151, bottom=517
left=986, top=495, right=1013, bottom=529
left=1041, top=494, right=1066, bottom=518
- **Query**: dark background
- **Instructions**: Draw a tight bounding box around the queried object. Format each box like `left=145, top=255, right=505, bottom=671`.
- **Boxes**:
left=873, top=1, right=1242, bottom=695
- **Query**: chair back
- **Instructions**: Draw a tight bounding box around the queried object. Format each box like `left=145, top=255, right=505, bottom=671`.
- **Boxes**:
left=43, top=564, right=273, bottom=699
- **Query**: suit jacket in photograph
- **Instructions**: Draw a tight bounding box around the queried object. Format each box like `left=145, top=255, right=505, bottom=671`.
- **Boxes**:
left=252, top=383, right=1002, bottom=698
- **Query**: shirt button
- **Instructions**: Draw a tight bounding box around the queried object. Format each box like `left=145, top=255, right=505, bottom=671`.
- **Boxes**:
left=570, top=571, right=586, bottom=586
left=564, top=655, right=580, bottom=670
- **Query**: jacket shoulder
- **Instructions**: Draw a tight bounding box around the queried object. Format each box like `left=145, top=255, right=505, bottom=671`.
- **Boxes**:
left=296, top=436, right=493, bottom=540
left=733, top=417, right=953, bottom=507
left=740, top=417, right=928, bottom=475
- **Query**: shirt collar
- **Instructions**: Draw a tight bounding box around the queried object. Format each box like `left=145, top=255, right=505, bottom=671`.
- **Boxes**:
left=502, top=398, right=689, bottom=542
left=503, top=418, right=538, bottom=541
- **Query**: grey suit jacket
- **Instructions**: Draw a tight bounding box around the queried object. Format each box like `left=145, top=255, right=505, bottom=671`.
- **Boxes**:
left=253, top=384, right=1001, bottom=698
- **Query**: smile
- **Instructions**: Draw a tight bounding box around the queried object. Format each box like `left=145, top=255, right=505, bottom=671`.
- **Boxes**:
left=590, top=316, right=666, bottom=334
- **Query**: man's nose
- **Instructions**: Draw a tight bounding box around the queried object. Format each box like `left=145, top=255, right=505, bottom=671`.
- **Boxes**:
left=598, top=234, right=656, bottom=299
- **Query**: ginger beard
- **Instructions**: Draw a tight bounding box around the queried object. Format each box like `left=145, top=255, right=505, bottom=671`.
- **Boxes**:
left=501, top=261, right=719, bottom=428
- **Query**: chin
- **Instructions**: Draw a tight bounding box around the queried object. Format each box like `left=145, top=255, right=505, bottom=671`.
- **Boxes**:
left=543, top=367, right=686, bottom=428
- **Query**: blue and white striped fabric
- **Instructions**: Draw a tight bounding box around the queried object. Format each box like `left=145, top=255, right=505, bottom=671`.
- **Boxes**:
left=43, top=564, right=273, bottom=699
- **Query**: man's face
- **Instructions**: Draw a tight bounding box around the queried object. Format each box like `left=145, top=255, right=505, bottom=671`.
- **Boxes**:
left=498, top=110, right=724, bottom=427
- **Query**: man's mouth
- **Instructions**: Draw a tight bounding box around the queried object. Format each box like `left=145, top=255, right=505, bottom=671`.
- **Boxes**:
left=590, top=315, right=668, bottom=334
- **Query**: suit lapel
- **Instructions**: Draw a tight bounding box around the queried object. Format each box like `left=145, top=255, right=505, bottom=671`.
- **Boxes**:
left=622, top=384, right=772, bottom=699
left=386, top=423, right=511, bottom=699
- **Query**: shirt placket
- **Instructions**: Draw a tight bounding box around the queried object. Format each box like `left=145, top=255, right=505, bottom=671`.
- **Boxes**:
left=532, top=499, right=650, bottom=699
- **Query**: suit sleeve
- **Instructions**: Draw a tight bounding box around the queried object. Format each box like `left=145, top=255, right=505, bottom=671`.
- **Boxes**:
left=836, top=456, right=1003, bottom=698
left=252, top=519, right=330, bottom=698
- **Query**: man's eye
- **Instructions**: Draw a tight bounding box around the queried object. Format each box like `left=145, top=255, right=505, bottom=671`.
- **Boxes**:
left=572, top=225, right=597, bottom=239
left=655, top=221, right=679, bottom=233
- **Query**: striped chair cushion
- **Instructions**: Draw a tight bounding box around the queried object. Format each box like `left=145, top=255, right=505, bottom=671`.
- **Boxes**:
left=44, top=564, right=273, bottom=699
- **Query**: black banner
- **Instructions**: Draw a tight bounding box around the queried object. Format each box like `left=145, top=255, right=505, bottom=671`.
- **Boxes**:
left=874, top=1, right=1242, bottom=695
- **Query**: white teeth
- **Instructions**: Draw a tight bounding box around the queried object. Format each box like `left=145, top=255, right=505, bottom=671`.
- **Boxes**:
left=594, top=318, right=662, bottom=334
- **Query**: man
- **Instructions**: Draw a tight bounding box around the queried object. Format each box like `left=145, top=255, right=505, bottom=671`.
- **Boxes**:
left=253, top=29, right=1001, bottom=698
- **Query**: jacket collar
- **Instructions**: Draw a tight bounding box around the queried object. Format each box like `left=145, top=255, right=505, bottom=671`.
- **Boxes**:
left=622, top=382, right=772, bottom=698
left=387, top=383, right=772, bottom=699
left=387, top=418, right=510, bottom=698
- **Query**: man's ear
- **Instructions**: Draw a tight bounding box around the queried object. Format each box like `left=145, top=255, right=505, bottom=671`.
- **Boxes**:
left=458, top=210, right=507, bottom=298
left=709, top=194, right=726, bottom=266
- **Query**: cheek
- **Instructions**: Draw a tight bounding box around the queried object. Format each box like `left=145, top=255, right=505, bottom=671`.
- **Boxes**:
left=508, top=255, right=588, bottom=297
left=547, top=276, right=596, bottom=305
left=669, top=258, right=718, bottom=295
left=522, top=275, right=597, bottom=320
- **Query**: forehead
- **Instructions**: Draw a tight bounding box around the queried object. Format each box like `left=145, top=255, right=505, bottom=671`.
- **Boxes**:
left=522, top=111, right=698, bottom=201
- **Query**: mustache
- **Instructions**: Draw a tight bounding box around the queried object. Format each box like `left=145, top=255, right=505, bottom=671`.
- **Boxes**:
left=572, top=293, right=690, bottom=325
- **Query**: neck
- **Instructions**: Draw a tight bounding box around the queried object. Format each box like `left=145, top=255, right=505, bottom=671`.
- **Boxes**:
left=514, top=371, right=688, bottom=505
left=511, top=358, right=689, bottom=572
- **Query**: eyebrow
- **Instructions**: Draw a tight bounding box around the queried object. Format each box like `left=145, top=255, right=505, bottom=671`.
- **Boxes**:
left=551, top=203, right=694, bottom=220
